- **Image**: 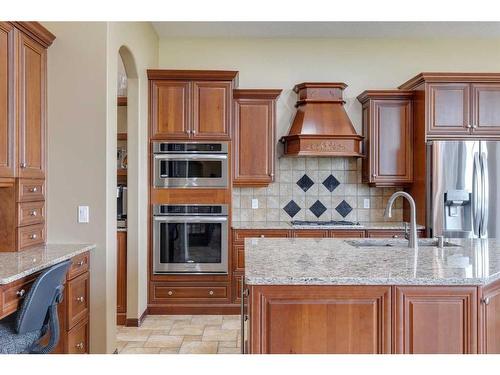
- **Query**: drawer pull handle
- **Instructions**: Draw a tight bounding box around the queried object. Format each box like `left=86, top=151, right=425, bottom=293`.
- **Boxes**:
left=209, top=290, right=214, bottom=296
left=16, top=289, right=26, bottom=298
left=76, top=296, right=85, bottom=303
left=28, top=187, right=38, bottom=193
left=29, top=234, right=38, bottom=240
left=29, top=210, right=38, bottom=216
left=168, top=291, right=173, bottom=296
left=75, top=342, right=84, bottom=350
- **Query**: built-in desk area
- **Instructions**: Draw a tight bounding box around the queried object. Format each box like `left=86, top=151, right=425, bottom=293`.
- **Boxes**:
left=0, top=244, right=94, bottom=353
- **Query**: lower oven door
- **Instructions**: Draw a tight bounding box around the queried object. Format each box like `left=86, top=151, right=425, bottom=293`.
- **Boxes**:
left=153, top=154, right=228, bottom=188
left=153, top=216, right=228, bottom=274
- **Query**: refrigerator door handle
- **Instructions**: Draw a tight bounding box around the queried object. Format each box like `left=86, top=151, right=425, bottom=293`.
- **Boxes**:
left=472, top=152, right=481, bottom=237
left=480, top=152, right=489, bottom=238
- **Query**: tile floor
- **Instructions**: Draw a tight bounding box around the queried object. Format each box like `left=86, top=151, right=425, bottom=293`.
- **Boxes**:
left=116, top=315, right=242, bottom=354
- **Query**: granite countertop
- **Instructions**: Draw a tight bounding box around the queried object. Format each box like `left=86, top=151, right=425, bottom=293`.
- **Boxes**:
left=117, top=228, right=127, bottom=232
left=232, top=221, right=425, bottom=230
left=0, top=244, right=96, bottom=285
left=244, top=237, right=500, bottom=286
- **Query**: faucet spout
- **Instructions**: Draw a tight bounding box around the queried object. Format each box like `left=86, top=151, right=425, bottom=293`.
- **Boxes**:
left=384, top=191, right=418, bottom=249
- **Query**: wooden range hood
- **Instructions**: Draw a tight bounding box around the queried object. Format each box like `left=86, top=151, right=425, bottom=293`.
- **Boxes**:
left=280, top=82, right=364, bottom=157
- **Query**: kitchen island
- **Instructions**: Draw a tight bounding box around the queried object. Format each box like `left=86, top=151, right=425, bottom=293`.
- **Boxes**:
left=244, top=237, right=500, bottom=354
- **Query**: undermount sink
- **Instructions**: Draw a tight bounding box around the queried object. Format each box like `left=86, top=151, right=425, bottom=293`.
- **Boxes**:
left=345, top=238, right=461, bottom=248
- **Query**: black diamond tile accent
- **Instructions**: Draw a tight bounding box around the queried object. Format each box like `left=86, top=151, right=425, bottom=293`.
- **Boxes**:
left=283, top=200, right=301, bottom=218
left=309, top=200, right=327, bottom=218
left=335, top=200, right=353, bottom=218
left=296, top=174, right=314, bottom=192
left=322, top=174, right=340, bottom=192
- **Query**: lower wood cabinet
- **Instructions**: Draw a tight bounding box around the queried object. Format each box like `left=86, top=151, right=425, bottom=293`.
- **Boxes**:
left=394, top=286, right=477, bottom=354
left=66, top=317, right=89, bottom=354
left=116, top=231, right=127, bottom=325
left=248, top=285, right=392, bottom=354
left=479, top=279, right=500, bottom=353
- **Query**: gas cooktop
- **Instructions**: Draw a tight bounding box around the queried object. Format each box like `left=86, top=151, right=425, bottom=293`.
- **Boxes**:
left=291, top=220, right=361, bottom=226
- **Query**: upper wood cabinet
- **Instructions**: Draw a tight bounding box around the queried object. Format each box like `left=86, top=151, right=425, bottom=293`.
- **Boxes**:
left=18, top=33, right=46, bottom=179
left=0, top=23, right=15, bottom=179
left=399, top=73, right=500, bottom=138
left=357, top=91, right=413, bottom=186
left=148, top=70, right=238, bottom=140
left=232, top=89, right=281, bottom=187
left=394, top=286, right=477, bottom=354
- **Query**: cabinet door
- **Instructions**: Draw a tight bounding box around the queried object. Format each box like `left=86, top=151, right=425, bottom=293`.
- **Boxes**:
left=471, top=84, right=500, bottom=136
left=0, top=23, right=15, bottom=178
left=18, top=33, right=46, bottom=179
left=394, top=286, right=477, bottom=354
left=116, top=231, right=127, bottom=320
left=192, top=81, right=231, bottom=139
left=150, top=80, right=191, bottom=139
left=427, top=83, right=470, bottom=137
left=479, top=280, right=500, bottom=353
left=249, top=285, right=392, bottom=354
left=371, top=100, right=412, bottom=185
left=233, top=98, right=275, bottom=186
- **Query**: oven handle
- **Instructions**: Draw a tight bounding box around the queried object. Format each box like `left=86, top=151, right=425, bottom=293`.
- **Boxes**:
left=154, top=154, right=227, bottom=160
left=153, top=216, right=228, bottom=223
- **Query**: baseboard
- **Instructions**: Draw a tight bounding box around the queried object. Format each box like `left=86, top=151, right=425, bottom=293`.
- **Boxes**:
left=125, top=308, right=148, bottom=327
left=148, top=304, right=240, bottom=315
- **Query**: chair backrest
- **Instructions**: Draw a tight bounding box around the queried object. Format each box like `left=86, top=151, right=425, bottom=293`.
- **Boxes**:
left=15, top=260, right=71, bottom=334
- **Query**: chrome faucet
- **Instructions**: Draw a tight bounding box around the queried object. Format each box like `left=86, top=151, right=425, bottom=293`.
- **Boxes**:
left=384, top=191, right=418, bottom=249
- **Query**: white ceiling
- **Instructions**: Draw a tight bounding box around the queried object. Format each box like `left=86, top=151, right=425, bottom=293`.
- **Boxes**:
left=152, top=21, right=500, bottom=38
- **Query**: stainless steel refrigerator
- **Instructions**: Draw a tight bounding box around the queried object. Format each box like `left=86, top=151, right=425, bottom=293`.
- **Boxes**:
left=428, top=140, right=500, bottom=238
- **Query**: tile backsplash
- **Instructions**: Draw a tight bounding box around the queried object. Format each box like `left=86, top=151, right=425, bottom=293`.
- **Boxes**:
left=232, top=157, right=404, bottom=223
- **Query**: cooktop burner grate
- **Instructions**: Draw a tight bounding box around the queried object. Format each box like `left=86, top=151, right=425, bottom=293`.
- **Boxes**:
left=291, top=220, right=360, bottom=226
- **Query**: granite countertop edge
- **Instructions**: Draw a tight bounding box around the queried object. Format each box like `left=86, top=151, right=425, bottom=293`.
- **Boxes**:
left=0, top=244, right=96, bottom=285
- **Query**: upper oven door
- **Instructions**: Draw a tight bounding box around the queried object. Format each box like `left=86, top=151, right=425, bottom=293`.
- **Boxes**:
left=153, top=215, right=228, bottom=274
left=153, top=154, right=228, bottom=188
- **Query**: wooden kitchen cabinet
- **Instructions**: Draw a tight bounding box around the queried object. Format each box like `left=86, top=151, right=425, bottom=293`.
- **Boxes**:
left=116, top=231, right=127, bottom=325
left=427, top=83, right=470, bottom=136
left=471, top=83, right=500, bottom=135
left=479, top=279, right=500, bottom=353
left=148, top=70, right=238, bottom=140
left=248, top=285, right=392, bottom=354
left=394, top=286, right=477, bottom=354
left=357, top=91, right=413, bottom=186
left=0, top=22, right=15, bottom=179
left=233, top=89, right=281, bottom=186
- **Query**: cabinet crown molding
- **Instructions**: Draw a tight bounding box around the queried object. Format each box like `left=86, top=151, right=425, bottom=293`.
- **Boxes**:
left=357, top=90, right=414, bottom=104
left=399, top=72, right=500, bottom=90
left=147, top=69, right=239, bottom=82
left=10, top=22, right=55, bottom=48
left=233, top=89, right=282, bottom=100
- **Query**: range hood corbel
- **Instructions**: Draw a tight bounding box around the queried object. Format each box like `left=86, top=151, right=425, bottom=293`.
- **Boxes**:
left=280, top=82, right=364, bottom=158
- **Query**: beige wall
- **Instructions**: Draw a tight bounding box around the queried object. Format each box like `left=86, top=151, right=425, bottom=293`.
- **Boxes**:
left=45, top=22, right=157, bottom=354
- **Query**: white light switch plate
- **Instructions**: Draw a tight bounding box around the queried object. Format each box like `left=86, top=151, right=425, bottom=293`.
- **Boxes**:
left=251, top=199, right=259, bottom=209
left=363, top=199, right=370, bottom=209
left=78, top=206, right=89, bottom=223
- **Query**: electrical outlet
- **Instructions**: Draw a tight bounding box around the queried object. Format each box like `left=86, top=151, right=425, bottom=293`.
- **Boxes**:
left=251, top=198, right=259, bottom=209
left=363, top=199, right=370, bottom=209
left=78, top=206, right=89, bottom=223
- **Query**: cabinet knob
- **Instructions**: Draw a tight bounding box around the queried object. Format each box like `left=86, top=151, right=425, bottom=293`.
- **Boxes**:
left=76, top=296, right=85, bottom=303
left=192, top=130, right=197, bottom=135
left=481, top=297, right=491, bottom=305
left=260, top=235, right=265, bottom=238
left=29, top=234, right=38, bottom=240
left=75, top=342, right=84, bottom=350
left=372, top=173, right=377, bottom=178
left=16, top=289, right=26, bottom=298
left=29, top=210, right=38, bottom=217
left=209, top=290, right=214, bottom=296
left=28, top=187, right=38, bottom=193
left=20, top=162, right=27, bottom=168
left=392, top=235, right=399, bottom=239
left=168, top=290, right=173, bottom=296
left=77, top=260, right=85, bottom=267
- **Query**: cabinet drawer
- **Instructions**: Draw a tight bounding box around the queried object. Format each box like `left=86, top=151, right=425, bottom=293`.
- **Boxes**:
left=153, top=284, right=228, bottom=301
left=330, top=230, right=365, bottom=238
left=233, top=229, right=290, bottom=243
left=17, top=201, right=45, bottom=227
left=66, top=318, right=89, bottom=354
left=17, top=224, right=45, bottom=249
left=67, top=272, right=89, bottom=329
left=366, top=229, right=425, bottom=238
left=233, top=244, right=245, bottom=272
left=293, top=230, right=329, bottom=238
left=67, top=252, right=90, bottom=280
left=0, top=274, right=38, bottom=318
left=17, top=179, right=45, bottom=202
